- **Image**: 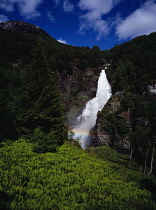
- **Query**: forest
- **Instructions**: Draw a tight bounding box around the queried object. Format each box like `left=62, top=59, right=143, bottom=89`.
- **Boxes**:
left=98, top=32, right=156, bottom=176
left=0, top=21, right=156, bottom=209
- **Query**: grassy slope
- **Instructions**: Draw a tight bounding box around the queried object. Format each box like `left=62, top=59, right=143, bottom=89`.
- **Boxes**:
left=0, top=140, right=155, bottom=210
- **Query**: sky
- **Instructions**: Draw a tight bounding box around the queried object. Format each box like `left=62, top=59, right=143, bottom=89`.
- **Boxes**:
left=0, top=0, right=156, bottom=50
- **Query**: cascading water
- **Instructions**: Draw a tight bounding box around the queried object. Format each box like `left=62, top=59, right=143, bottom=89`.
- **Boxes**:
left=72, top=70, right=112, bottom=149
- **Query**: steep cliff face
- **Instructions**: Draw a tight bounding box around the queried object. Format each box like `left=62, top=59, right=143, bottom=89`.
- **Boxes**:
left=95, top=89, right=156, bottom=152
left=59, top=67, right=104, bottom=126
left=94, top=91, right=131, bottom=149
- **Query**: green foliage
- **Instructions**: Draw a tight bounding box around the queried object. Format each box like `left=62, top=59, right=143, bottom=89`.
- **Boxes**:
left=121, top=91, right=135, bottom=110
left=0, top=66, right=20, bottom=141
left=92, top=45, right=100, bottom=51
left=98, top=107, right=130, bottom=139
left=117, top=119, right=130, bottom=137
left=108, top=33, right=156, bottom=94
left=0, top=25, right=156, bottom=208
left=99, top=33, right=156, bottom=171
left=15, top=42, right=66, bottom=152
left=87, top=145, right=156, bottom=195
left=0, top=27, right=38, bottom=66
left=0, top=139, right=155, bottom=209
left=0, top=26, right=107, bottom=143
left=129, top=125, right=150, bottom=149
left=32, top=127, right=62, bottom=153
left=87, top=145, right=129, bottom=167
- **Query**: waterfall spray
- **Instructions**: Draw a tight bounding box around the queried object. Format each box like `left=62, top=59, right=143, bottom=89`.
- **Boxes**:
left=72, top=70, right=112, bottom=149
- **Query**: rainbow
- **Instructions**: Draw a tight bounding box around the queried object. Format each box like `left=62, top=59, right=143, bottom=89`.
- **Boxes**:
left=68, top=127, right=94, bottom=149
left=68, top=128, right=92, bottom=142
left=73, top=129, right=89, bottom=137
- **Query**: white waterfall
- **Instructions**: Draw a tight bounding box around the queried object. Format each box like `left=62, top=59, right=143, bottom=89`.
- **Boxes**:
left=72, top=70, right=112, bottom=149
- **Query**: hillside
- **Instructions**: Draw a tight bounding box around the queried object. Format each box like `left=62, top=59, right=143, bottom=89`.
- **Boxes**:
left=0, top=139, right=156, bottom=209
left=0, top=19, right=155, bottom=151
left=95, top=33, right=156, bottom=175
left=0, top=20, right=107, bottom=142
left=0, top=20, right=156, bottom=209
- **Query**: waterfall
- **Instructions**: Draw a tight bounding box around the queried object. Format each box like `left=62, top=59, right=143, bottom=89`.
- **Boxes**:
left=72, top=70, right=112, bottom=149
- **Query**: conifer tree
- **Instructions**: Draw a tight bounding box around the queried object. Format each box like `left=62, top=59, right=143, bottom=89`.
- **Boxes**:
left=17, top=41, right=67, bottom=152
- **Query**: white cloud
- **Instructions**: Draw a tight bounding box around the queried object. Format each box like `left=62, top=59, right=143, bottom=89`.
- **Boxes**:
left=0, top=0, right=14, bottom=12
left=63, top=0, right=74, bottom=12
left=0, top=0, right=43, bottom=19
left=19, top=0, right=43, bottom=18
left=0, top=14, right=9, bottom=23
left=52, top=0, right=74, bottom=12
left=116, top=0, right=156, bottom=40
left=47, top=11, right=55, bottom=22
left=78, top=0, right=121, bottom=40
left=79, top=0, right=118, bottom=15
left=57, top=38, right=67, bottom=44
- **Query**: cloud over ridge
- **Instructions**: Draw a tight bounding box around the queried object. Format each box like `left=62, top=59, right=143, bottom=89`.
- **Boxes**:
left=116, top=0, right=156, bottom=40
left=0, top=14, right=9, bottom=23
left=0, top=0, right=43, bottom=19
left=57, top=37, right=67, bottom=44
left=78, top=0, right=121, bottom=40
left=0, top=0, right=156, bottom=45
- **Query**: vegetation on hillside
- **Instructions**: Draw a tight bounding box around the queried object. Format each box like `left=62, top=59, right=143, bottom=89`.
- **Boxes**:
left=0, top=26, right=106, bottom=144
left=0, top=139, right=155, bottom=209
left=107, top=32, right=156, bottom=93
left=0, top=22, right=156, bottom=209
left=98, top=33, right=156, bottom=174
left=0, top=36, right=66, bottom=152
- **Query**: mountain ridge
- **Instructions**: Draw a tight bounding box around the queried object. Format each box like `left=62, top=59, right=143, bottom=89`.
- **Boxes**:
left=0, top=20, right=51, bottom=37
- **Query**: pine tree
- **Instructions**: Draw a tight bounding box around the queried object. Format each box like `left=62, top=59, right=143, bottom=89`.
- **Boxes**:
left=17, top=41, right=67, bottom=152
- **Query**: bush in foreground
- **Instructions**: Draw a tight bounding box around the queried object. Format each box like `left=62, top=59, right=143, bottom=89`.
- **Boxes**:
left=0, top=139, right=155, bottom=209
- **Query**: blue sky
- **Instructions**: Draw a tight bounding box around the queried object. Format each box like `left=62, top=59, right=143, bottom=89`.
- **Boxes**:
left=0, top=0, right=156, bottom=50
